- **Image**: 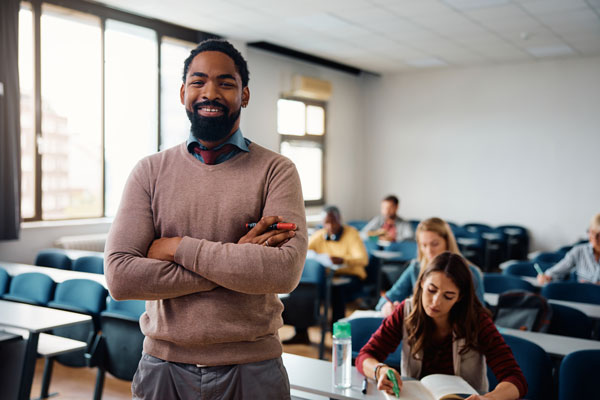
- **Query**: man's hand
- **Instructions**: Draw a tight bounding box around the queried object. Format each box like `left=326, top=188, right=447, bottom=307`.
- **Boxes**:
left=330, top=256, right=344, bottom=265
left=238, top=216, right=296, bottom=247
left=147, top=237, right=182, bottom=262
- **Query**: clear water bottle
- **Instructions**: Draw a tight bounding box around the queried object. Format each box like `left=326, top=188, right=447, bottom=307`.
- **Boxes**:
left=332, top=321, right=352, bottom=389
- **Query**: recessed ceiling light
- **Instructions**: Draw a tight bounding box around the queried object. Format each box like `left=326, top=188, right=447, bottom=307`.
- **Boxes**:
left=526, top=45, right=575, bottom=57
left=443, top=0, right=509, bottom=10
left=405, top=57, right=448, bottom=67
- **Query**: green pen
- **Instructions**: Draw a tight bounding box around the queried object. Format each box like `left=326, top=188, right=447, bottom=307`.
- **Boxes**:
left=534, top=263, right=544, bottom=276
left=386, top=369, right=400, bottom=398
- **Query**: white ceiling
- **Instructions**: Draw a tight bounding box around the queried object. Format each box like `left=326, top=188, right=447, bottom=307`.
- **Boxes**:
left=97, top=0, right=600, bottom=74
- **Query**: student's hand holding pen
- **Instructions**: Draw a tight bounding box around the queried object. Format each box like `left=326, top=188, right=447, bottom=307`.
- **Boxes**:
left=376, top=366, right=402, bottom=396
left=238, top=216, right=296, bottom=247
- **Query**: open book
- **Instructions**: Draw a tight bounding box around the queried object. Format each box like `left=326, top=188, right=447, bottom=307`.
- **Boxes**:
left=383, top=374, right=477, bottom=400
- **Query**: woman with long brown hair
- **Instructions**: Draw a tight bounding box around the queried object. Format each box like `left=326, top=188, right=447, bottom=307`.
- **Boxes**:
left=357, top=252, right=526, bottom=400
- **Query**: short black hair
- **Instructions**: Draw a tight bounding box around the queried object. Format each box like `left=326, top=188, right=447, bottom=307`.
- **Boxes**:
left=383, top=195, right=399, bottom=206
left=182, top=39, right=249, bottom=87
left=322, top=205, right=341, bottom=221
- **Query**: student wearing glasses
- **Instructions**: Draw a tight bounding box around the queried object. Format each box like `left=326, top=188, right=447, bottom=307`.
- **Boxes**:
left=357, top=252, right=527, bottom=400
left=538, top=212, right=600, bottom=284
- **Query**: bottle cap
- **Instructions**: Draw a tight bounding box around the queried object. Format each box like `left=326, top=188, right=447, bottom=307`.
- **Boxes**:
left=333, top=321, right=351, bottom=338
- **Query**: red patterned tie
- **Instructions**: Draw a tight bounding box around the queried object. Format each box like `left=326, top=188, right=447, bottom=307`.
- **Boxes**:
left=193, top=144, right=236, bottom=165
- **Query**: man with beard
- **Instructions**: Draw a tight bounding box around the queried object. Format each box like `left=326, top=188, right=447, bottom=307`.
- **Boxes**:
left=104, top=39, right=307, bottom=399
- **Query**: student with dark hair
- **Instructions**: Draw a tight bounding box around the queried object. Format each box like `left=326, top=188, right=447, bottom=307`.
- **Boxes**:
left=360, top=195, right=414, bottom=242
left=357, top=252, right=527, bottom=400
left=105, top=39, right=307, bottom=399
left=283, top=205, right=368, bottom=344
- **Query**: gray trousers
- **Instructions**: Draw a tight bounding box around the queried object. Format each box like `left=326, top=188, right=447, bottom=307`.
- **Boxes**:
left=132, top=353, right=291, bottom=400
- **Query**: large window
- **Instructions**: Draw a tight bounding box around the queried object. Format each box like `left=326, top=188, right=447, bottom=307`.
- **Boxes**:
left=278, top=98, right=326, bottom=205
left=19, top=0, right=201, bottom=221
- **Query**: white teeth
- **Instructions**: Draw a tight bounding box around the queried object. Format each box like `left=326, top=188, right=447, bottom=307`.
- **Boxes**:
left=201, top=108, right=220, bottom=112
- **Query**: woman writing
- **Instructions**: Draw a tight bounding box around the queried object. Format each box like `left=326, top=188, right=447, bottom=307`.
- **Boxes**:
left=376, top=217, right=484, bottom=317
left=358, top=252, right=526, bottom=400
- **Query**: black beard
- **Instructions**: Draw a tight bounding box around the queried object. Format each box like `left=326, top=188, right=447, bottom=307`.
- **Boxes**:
left=187, top=101, right=241, bottom=143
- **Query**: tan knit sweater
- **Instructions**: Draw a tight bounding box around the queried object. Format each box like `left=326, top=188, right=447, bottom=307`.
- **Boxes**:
left=104, top=142, right=307, bottom=365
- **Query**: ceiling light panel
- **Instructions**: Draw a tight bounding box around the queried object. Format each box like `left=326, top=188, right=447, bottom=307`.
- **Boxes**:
left=519, top=0, right=590, bottom=15
left=442, top=0, right=509, bottom=10
left=526, top=44, right=575, bottom=57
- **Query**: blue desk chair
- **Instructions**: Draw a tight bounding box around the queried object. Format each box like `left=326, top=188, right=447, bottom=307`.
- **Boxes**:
left=483, top=273, right=535, bottom=294
left=488, top=334, right=554, bottom=400
left=35, top=249, right=72, bottom=270
left=87, top=310, right=145, bottom=400
left=3, top=272, right=56, bottom=305
left=0, top=267, right=10, bottom=295
left=503, top=261, right=538, bottom=278
left=384, top=240, right=417, bottom=262
left=532, top=251, right=563, bottom=266
left=348, top=317, right=401, bottom=369
left=105, top=296, right=146, bottom=320
left=455, top=232, right=485, bottom=268
left=40, top=279, right=108, bottom=399
left=558, top=350, right=600, bottom=400
left=408, top=219, right=420, bottom=232
left=496, top=225, right=529, bottom=260
left=541, top=282, right=600, bottom=305
left=347, top=220, right=368, bottom=231
left=72, top=255, right=104, bottom=274
left=462, top=223, right=493, bottom=234
left=548, top=303, right=593, bottom=339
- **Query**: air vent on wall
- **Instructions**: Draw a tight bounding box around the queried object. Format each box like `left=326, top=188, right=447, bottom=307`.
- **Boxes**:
left=288, top=75, right=332, bottom=101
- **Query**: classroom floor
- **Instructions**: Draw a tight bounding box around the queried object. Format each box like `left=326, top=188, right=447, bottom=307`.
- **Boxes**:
left=29, top=322, right=337, bottom=399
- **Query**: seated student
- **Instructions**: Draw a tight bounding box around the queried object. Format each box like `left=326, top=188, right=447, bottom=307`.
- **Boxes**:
left=538, top=212, right=600, bottom=285
left=376, top=217, right=484, bottom=317
left=357, top=252, right=527, bottom=400
left=282, top=205, right=368, bottom=344
left=360, top=195, right=414, bottom=242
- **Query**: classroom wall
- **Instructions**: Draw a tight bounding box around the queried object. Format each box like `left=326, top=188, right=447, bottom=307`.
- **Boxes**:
left=361, top=56, right=600, bottom=251
left=243, top=47, right=367, bottom=220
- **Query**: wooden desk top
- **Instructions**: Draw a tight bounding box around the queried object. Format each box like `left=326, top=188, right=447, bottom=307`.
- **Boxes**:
left=0, top=300, right=91, bottom=333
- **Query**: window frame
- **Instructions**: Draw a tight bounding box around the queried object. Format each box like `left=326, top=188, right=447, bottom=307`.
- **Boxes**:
left=21, top=0, right=213, bottom=222
left=278, top=96, right=327, bottom=207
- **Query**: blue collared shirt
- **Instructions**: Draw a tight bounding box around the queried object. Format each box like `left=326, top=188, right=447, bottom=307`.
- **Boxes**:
left=186, top=128, right=251, bottom=164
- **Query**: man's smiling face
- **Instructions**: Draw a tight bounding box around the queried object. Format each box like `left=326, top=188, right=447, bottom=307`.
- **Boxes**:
left=180, top=51, right=249, bottom=147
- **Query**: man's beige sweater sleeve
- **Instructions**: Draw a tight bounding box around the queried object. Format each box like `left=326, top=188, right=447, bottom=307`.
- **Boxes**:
left=105, top=160, right=218, bottom=300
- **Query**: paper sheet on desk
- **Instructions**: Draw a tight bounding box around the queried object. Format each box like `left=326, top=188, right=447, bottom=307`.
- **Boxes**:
left=306, top=250, right=334, bottom=268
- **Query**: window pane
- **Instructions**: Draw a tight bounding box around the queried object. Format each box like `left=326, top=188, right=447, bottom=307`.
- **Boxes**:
left=277, top=99, right=305, bottom=136
left=105, top=20, right=158, bottom=216
left=40, top=5, right=102, bottom=220
left=306, top=105, right=325, bottom=135
left=280, top=141, right=322, bottom=201
left=160, top=37, right=195, bottom=151
left=19, top=3, right=35, bottom=219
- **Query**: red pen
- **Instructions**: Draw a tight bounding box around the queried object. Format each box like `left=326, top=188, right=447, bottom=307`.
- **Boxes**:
left=245, top=222, right=297, bottom=230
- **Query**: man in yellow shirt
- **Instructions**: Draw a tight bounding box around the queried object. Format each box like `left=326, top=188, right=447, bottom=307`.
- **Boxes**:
left=282, top=206, right=368, bottom=344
